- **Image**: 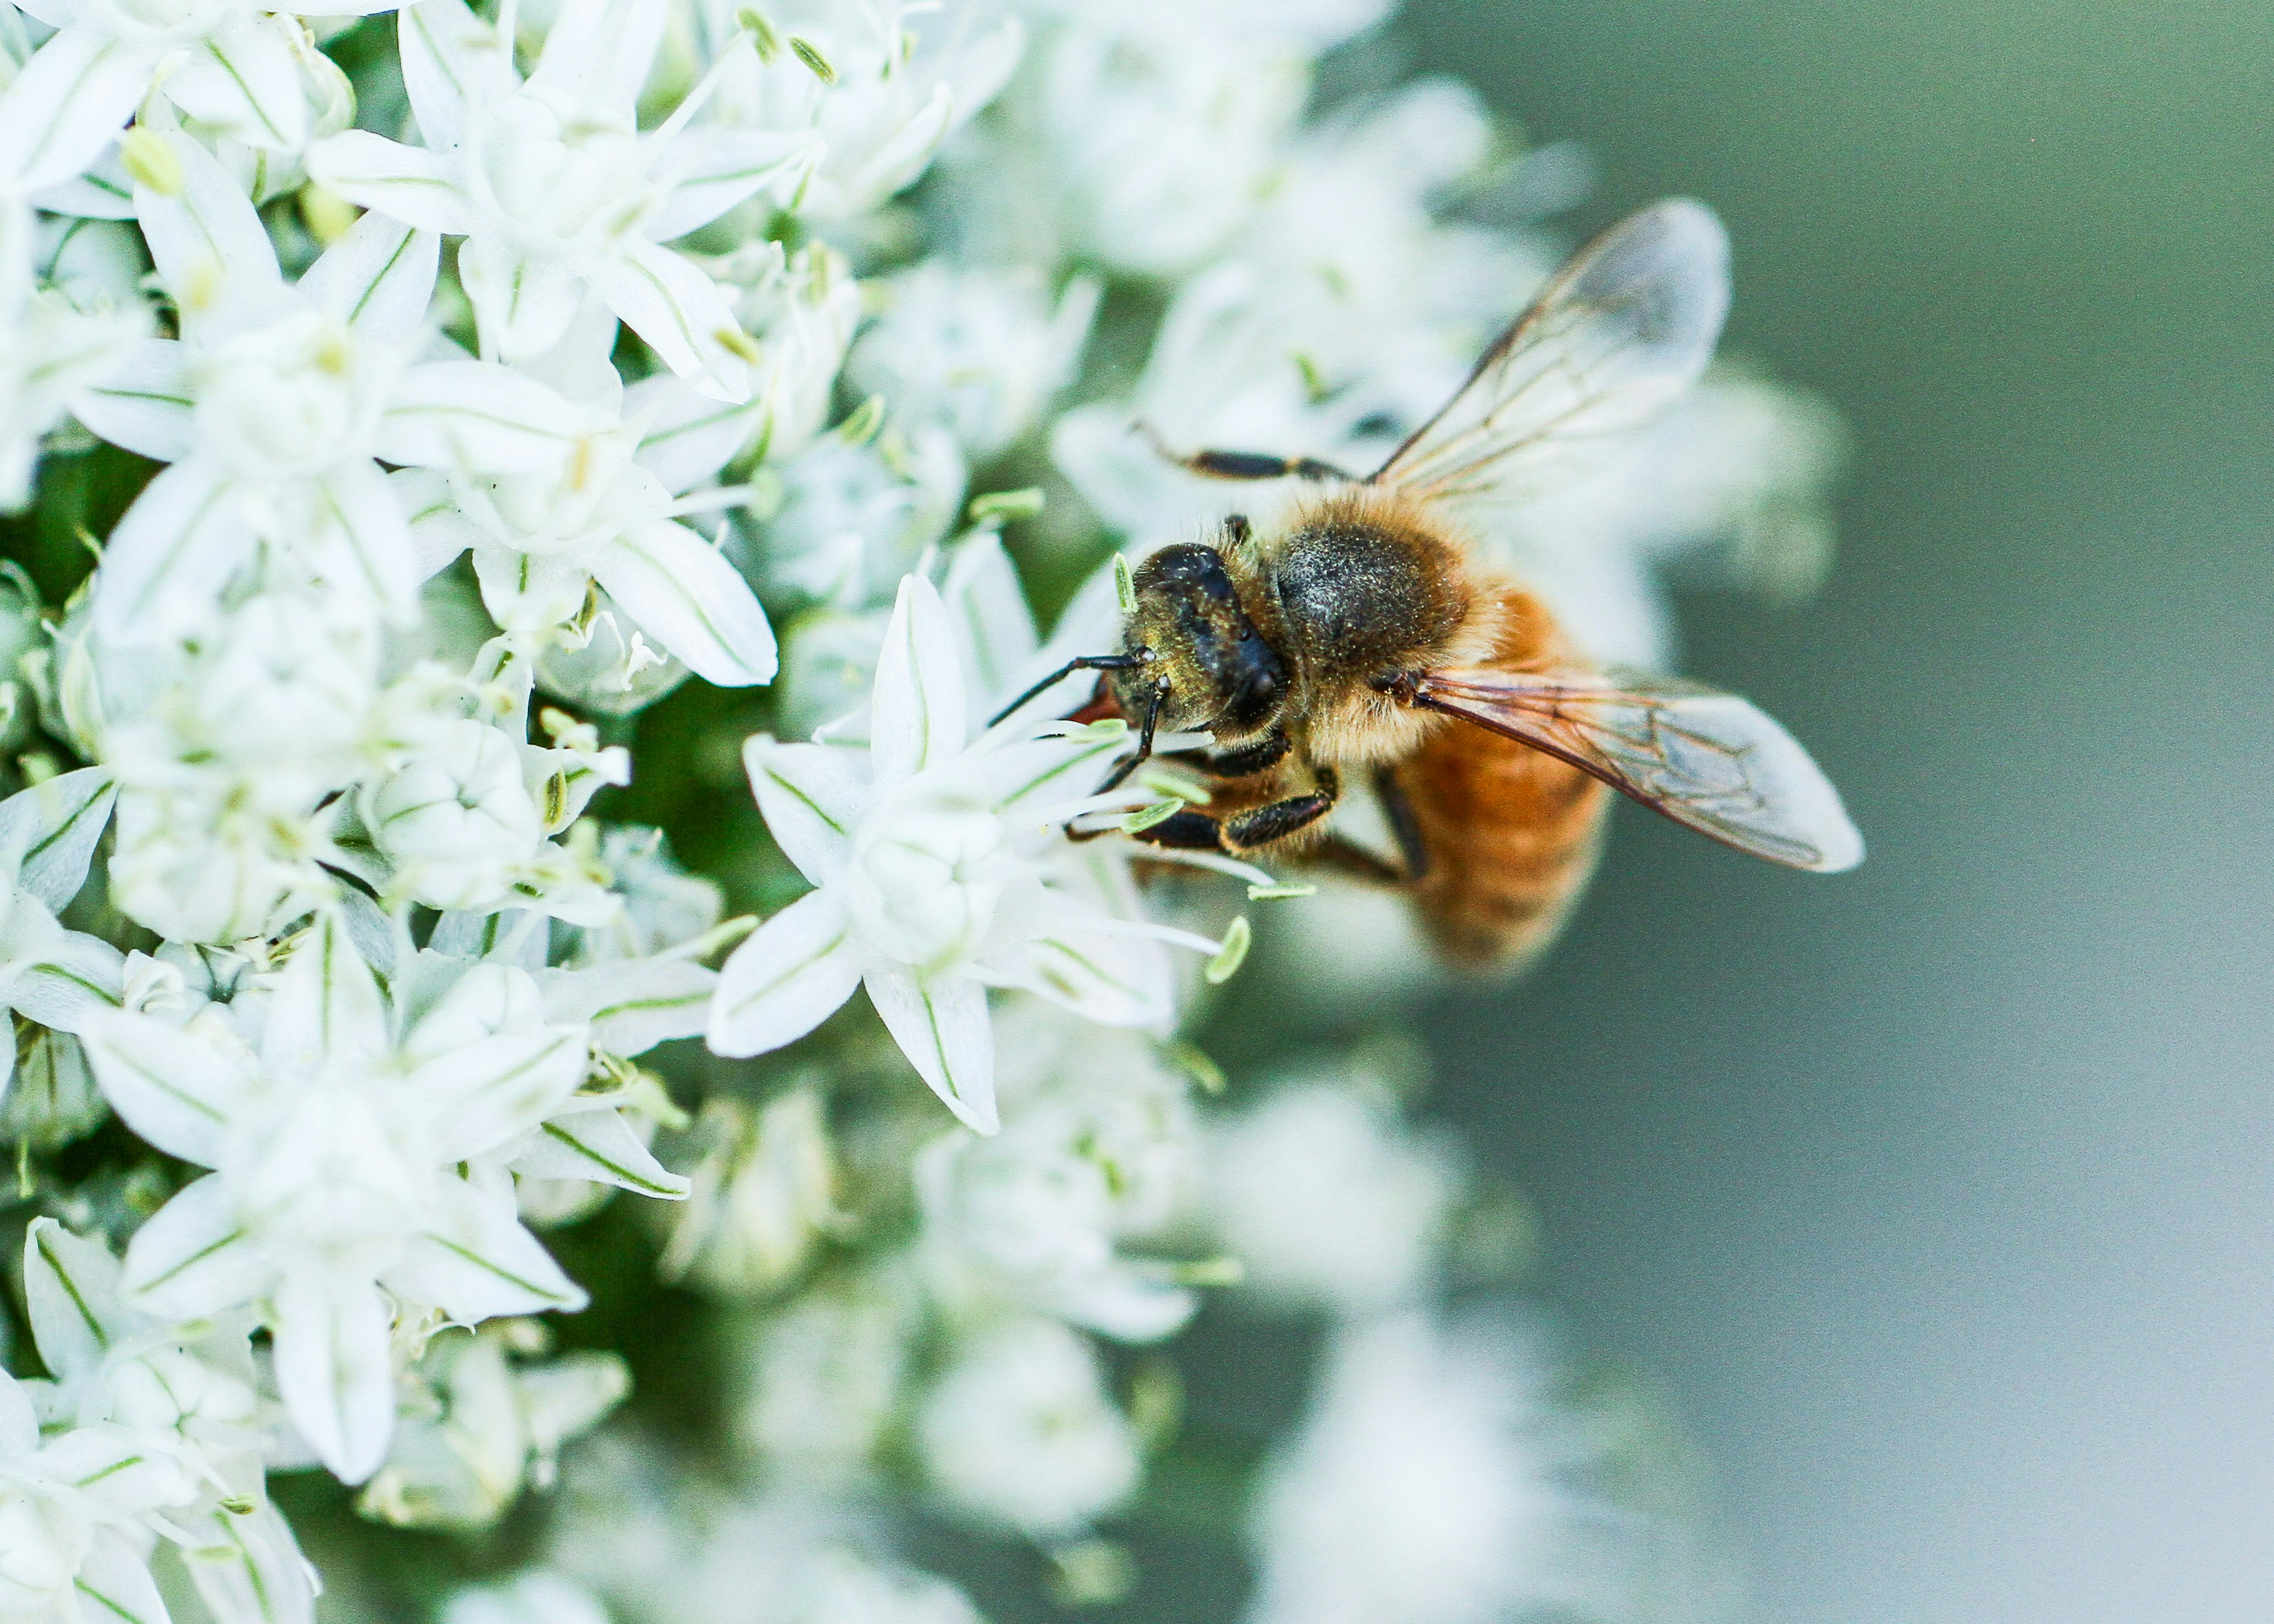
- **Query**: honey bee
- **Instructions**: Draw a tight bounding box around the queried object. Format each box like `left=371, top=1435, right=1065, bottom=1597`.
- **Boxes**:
left=999, top=199, right=1863, bottom=968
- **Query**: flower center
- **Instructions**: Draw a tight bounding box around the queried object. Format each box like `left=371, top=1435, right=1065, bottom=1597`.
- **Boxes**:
left=850, top=778, right=1007, bottom=971
left=468, top=87, right=651, bottom=259
left=194, top=310, right=389, bottom=480
left=226, top=1083, right=431, bottom=1280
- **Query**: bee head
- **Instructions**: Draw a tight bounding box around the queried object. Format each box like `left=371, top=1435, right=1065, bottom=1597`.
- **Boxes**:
left=1118, top=541, right=1286, bottom=738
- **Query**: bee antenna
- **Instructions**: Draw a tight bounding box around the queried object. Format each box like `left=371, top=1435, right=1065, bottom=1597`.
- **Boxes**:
left=988, top=652, right=1146, bottom=729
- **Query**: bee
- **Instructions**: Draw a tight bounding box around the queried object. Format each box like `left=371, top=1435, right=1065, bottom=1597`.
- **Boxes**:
left=998, top=199, right=1863, bottom=968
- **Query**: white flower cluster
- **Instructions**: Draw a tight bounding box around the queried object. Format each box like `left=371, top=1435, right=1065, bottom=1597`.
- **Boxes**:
left=0, top=0, right=1838, bottom=1619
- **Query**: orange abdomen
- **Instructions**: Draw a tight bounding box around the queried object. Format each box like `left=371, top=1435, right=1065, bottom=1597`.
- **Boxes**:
left=1394, top=588, right=1609, bottom=969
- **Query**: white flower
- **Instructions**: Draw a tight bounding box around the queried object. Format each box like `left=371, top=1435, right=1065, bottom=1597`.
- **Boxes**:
left=81, top=913, right=594, bottom=1482
left=1202, top=1076, right=1466, bottom=1314
left=0, top=769, right=125, bottom=1060
left=564, top=827, right=725, bottom=964
left=359, top=668, right=630, bottom=925
left=19, top=1219, right=317, bottom=1624
left=731, top=1267, right=916, bottom=1488
left=0, top=197, right=139, bottom=510
left=444, top=1572, right=615, bottom=1624
left=688, top=0, right=1023, bottom=224
left=915, top=1316, right=1141, bottom=1539
left=752, top=425, right=966, bottom=611
left=707, top=572, right=1191, bottom=1134
left=916, top=1014, right=1199, bottom=1340
left=360, top=1321, right=628, bottom=1531
left=397, top=924, right=697, bottom=1205
left=78, top=129, right=584, bottom=642
left=0, top=0, right=393, bottom=192
left=399, top=321, right=780, bottom=688
left=657, top=1089, right=837, bottom=1296
left=956, top=11, right=1308, bottom=278
left=1247, top=1314, right=1598, bottom=1624
left=845, top=262, right=1098, bottom=459
left=0, top=1364, right=195, bottom=1624
left=309, top=0, right=819, bottom=396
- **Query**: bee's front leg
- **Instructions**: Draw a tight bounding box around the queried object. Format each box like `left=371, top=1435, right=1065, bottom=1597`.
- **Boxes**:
left=1130, top=765, right=1339, bottom=854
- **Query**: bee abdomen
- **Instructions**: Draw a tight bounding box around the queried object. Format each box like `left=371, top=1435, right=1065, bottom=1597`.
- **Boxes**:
left=1392, top=586, right=1609, bottom=969
left=1396, top=725, right=1608, bottom=969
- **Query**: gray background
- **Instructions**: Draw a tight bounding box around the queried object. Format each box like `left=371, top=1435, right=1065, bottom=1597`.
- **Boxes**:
left=1399, top=2, right=2274, bottom=1619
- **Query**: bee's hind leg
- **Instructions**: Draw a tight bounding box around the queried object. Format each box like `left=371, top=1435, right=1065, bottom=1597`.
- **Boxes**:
left=1373, top=765, right=1430, bottom=881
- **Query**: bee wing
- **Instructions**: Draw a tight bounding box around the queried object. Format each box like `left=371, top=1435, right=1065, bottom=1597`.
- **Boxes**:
left=1407, top=666, right=1864, bottom=872
left=1370, top=199, right=1731, bottom=506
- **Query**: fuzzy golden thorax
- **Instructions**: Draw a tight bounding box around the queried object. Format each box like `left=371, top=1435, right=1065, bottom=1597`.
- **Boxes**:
left=1225, top=486, right=1507, bottom=763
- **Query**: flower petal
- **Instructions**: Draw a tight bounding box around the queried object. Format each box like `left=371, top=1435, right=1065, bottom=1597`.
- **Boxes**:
left=12, top=927, right=127, bottom=1033
left=870, top=572, right=967, bottom=785
left=388, top=1172, right=587, bottom=1322
left=705, top=886, right=860, bottom=1057
left=306, top=459, right=420, bottom=624
left=410, top=1028, right=590, bottom=1163
left=22, top=1218, right=133, bottom=1383
left=0, top=28, right=154, bottom=192
left=71, top=336, right=196, bottom=463
left=397, top=0, right=509, bottom=152
left=177, top=1498, right=318, bottom=1624
left=304, top=130, right=478, bottom=235
left=73, top=1529, right=173, bottom=1624
left=457, top=233, right=584, bottom=363
left=376, top=359, right=583, bottom=472
left=259, top=910, right=391, bottom=1083
left=741, top=737, right=863, bottom=883
left=162, top=16, right=308, bottom=153
left=644, top=127, right=821, bottom=243
left=540, top=957, right=714, bottom=1057
left=591, top=519, right=776, bottom=687
left=0, top=765, right=118, bottom=912
left=529, top=0, right=666, bottom=111
left=391, top=466, right=485, bottom=580
left=589, top=239, right=749, bottom=403
left=133, top=129, right=284, bottom=339
left=863, top=965, right=997, bottom=1134
left=270, top=1273, right=396, bottom=1483
left=82, top=1014, right=256, bottom=1167
left=626, top=372, right=749, bottom=494
left=91, top=457, right=257, bottom=642
left=510, top=1106, right=689, bottom=1199
left=301, top=212, right=439, bottom=345
left=122, top=1173, right=269, bottom=1318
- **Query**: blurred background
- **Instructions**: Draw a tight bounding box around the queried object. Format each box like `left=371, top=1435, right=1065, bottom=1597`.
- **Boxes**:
left=1388, top=2, right=2274, bottom=1620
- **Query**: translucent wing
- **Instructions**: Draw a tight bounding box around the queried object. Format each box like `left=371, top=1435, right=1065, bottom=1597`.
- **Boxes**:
left=1370, top=199, right=1731, bottom=506
left=1400, top=666, right=1863, bottom=872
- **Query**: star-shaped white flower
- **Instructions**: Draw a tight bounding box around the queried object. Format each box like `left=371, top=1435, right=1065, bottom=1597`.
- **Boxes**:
left=78, top=128, right=584, bottom=644
left=308, top=0, right=820, bottom=398
left=0, top=0, right=403, bottom=193
left=0, top=1362, right=198, bottom=1624
left=81, top=912, right=595, bottom=1482
left=19, top=1220, right=318, bottom=1624
left=706, top=572, right=1197, bottom=1135
left=397, top=320, right=779, bottom=688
